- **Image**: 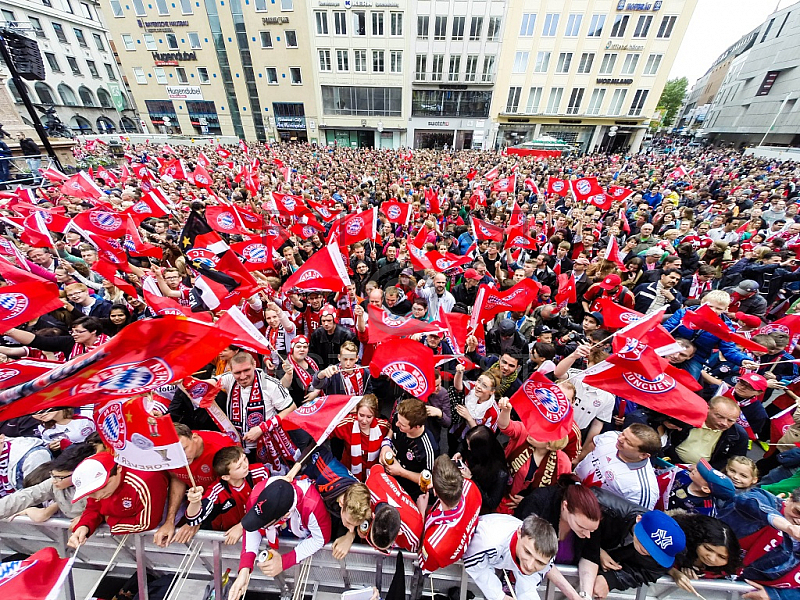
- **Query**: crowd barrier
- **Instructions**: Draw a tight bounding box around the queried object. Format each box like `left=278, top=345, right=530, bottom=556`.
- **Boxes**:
left=0, top=517, right=756, bottom=600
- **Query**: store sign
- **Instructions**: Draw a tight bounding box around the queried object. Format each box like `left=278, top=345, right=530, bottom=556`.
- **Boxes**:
left=166, top=86, right=204, bottom=100
left=426, top=121, right=450, bottom=127
left=275, top=116, right=307, bottom=130
left=137, top=19, right=189, bottom=31
left=616, top=0, right=662, bottom=9
left=596, top=78, right=634, bottom=85
left=155, top=60, right=178, bottom=66
left=343, top=0, right=399, bottom=7
left=262, top=16, right=290, bottom=24
left=319, top=1, right=340, bottom=5
left=153, top=51, right=197, bottom=62
left=605, top=42, right=644, bottom=51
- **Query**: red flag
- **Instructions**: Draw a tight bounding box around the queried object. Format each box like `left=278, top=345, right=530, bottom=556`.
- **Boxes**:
left=231, top=239, right=275, bottom=272
left=131, top=163, right=153, bottom=182
left=0, top=257, right=45, bottom=284
left=197, top=151, right=212, bottom=168
left=555, top=272, right=576, bottom=310
left=491, top=177, right=515, bottom=193
left=162, top=143, right=177, bottom=154
left=282, top=394, right=362, bottom=443
left=215, top=306, right=275, bottom=355
left=369, top=338, right=436, bottom=400
left=604, top=236, right=627, bottom=271
left=95, top=396, right=188, bottom=470
left=668, top=166, right=689, bottom=180
left=290, top=221, right=324, bottom=241
left=334, top=209, right=378, bottom=246
left=523, top=177, right=540, bottom=195
left=216, top=145, right=231, bottom=158
left=596, top=297, right=644, bottom=329
left=143, top=289, right=194, bottom=317
left=271, top=192, right=308, bottom=217
left=92, top=259, right=138, bottom=298
left=547, top=177, right=569, bottom=196
left=307, top=198, right=341, bottom=223
left=19, top=213, right=53, bottom=248
left=504, top=225, right=538, bottom=252
left=95, top=165, right=119, bottom=186
left=239, top=139, right=249, bottom=155
left=282, top=244, right=351, bottom=293
left=60, top=171, right=104, bottom=199
left=426, top=250, right=473, bottom=272
left=469, top=187, right=487, bottom=209
left=124, top=189, right=170, bottom=223
left=367, top=304, right=443, bottom=343
left=0, top=316, right=234, bottom=420
left=570, top=177, right=604, bottom=203
left=469, top=279, right=542, bottom=331
left=484, top=166, right=499, bottom=181
left=205, top=205, right=251, bottom=236
left=681, top=305, right=769, bottom=353
left=40, top=165, right=68, bottom=183
left=0, top=358, right=61, bottom=390
left=466, top=169, right=477, bottom=181
left=472, top=217, right=505, bottom=242
left=509, top=372, right=574, bottom=441
left=381, top=200, right=412, bottom=225
left=120, top=162, right=131, bottom=185
left=589, top=193, right=613, bottom=210
left=619, top=208, right=631, bottom=234
left=608, top=186, right=634, bottom=203
left=407, top=239, right=435, bottom=271
left=72, top=209, right=128, bottom=238
left=607, top=338, right=669, bottom=380
left=0, top=546, right=76, bottom=600
left=424, top=188, right=441, bottom=214
left=758, top=314, right=800, bottom=352
left=159, top=158, right=190, bottom=181
left=0, top=280, right=63, bottom=330
left=92, top=234, right=131, bottom=272
left=508, top=201, right=525, bottom=230
left=123, top=215, right=162, bottom=259
left=192, top=164, right=213, bottom=189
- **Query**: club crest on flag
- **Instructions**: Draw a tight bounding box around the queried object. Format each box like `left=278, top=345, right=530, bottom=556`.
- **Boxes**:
left=576, top=180, right=591, bottom=195
left=0, top=292, right=29, bottom=319
left=89, top=211, right=123, bottom=232
left=617, top=337, right=646, bottom=360
left=132, top=201, right=150, bottom=213
left=435, top=258, right=454, bottom=270
left=383, top=361, right=429, bottom=396
left=387, top=205, right=401, bottom=220
left=215, top=212, right=236, bottom=231
left=187, top=380, right=210, bottom=400
left=552, top=180, right=565, bottom=193
left=346, top=217, right=364, bottom=235
left=522, top=380, right=570, bottom=424
left=294, top=395, right=327, bottom=416
left=98, top=402, right=126, bottom=450
left=0, top=367, right=19, bottom=383
left=0, top=559, right=35, bottom=584
left=73, top=358, right=173, bottom=396
left=282, top=196, right=297, bottom=210
left=621, top=372, right=677, bottom=393
left=301, top=225, right=315, bottom=238
left=618, top=312, right=641, bottom=324
left=380, top=313, right=408, bottom=328
left=298, top=269, right=323, bottom=282
left=241, top=243, right=266, bottom=262
left=509, top=236, right=527, bottom=246
left=186, top=247, right=219, bottom=268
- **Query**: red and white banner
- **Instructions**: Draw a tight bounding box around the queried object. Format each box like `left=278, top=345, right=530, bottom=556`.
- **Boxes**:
left=282, top=244, right=351, bottom=293
left=369, top=338, right=436, bottom=400
left=469, top=279, right=541, bottom=332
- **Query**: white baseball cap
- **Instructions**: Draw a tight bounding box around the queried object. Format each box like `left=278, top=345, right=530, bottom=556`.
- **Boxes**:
left=72, top=452, right=116, bottom=502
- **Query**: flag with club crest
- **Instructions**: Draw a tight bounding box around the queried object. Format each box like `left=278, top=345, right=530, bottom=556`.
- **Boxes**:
left=367, top=304, right=443, bottom=343
left=424, top=188, right=441, bottom=214
left=681, top=305, right=769, bottom=354
left=216, top=306, right=275, bottom=355
left=471, top=217, right=505, bottom=242
left=205, top=205, right=252, bottom=236
left=0, top=359, right=60, bottom=390
left=381, top=200, right=412, bottom=225
left=547, top=177, right=569, bottom=196
left=0, top=280, right=63, bottom=330
left=555, top=272, right=576, bottom=310
left=509, top=372, right=574, bottom=441
left=0, top=546, right=77, bottom=600
left=60, top=172, right=103, bottom=199
left=407, top=239, right=434, bottom=271
left=469, top=279, right=541, bottom=332
left=426, top=250, right=473, bottom=272
left=282, top=244, right=351, bottom=293
left=370, top=339, right=436, bottom=400
left=607, top=185, right=634, bottom=203
left=281, top=394, right=363, bottom=444
left=72, top=209, right=128, bottom=238
left=570, top=177, right=604, bottom=203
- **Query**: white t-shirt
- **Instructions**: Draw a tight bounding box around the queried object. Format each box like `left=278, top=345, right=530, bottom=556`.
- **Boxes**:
left=567, top=369, right=615, bottom=430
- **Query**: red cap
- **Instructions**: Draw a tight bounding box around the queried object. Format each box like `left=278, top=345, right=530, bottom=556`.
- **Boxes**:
left=599, top=274, right=622, bottom=290
left=464, top=268, right=481, bottom=280
left=739, top=372, right=768, bottom=392
left=540, top=286, right=552, bottom=296
left=735, top=311, right=762, bottom=329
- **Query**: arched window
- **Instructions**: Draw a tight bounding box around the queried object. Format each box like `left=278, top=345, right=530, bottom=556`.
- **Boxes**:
left=96, top=116, right=115, bottom=132
left=34, top=82, right=56, bottom=105
left=70, top=115, right=93, bottom=133
left=8, top=80, right=25, bottom=103
left=58, top=84, right=78, bottom=106
left=97, top=88, right=113, bottom=108
left=78, top=86, right=95, bottom=107
left=120, top=117, right=138, bottom=133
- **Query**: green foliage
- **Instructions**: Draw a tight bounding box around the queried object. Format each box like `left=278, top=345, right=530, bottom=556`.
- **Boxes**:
left=657, top=77, right=689, bottom=128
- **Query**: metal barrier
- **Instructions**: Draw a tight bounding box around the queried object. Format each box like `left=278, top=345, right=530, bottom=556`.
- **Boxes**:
left=0, top=517, right=753, bottom=600
left=0, top=154, right=55, bottom=186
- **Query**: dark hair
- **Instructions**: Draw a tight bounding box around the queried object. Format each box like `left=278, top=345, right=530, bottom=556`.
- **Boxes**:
left=73, top=316, right=104, bottom=334
left=628, top=423, right=662, bottom=455
left=557, top=474, right=602, bottom=522
left=532, top=342, right=556, bottom=361
left=672, top=513, right=742, bottom=575
left=662, top=268, right=682, bottom=278
left=23, top=462, right=52, bottom=488
left=213, top=445, right=246, bottom=476
left=371, top=504, right=401, bottom=549
left=50, top=442, right=97, bottom=472
left=462, top=425, right=508, bottom=514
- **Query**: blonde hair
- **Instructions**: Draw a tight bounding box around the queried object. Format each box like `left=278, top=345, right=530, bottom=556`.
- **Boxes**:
left=726, top=455, right=759, bottom=479
left=340, top=340, right=358, bottom=354
left=356, top=394, right=379, bottom=417
left=546, top=434, right=570, bottom=451
left=703, top=290, right=731, bottom=306
left=341, top=483, right=372, bottom=523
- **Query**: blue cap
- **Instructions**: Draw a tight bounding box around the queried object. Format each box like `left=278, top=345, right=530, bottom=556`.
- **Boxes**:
left=634, top=510, right=686, bottom=568
left=697, top=459, right=736, bottom=502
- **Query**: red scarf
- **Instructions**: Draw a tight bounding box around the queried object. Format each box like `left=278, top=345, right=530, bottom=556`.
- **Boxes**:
left=288, top=354, right=318, bottom=389
left=688, top=274, right=711, bottom=300
left=0, top=442, right=12, bottom=498
left=341, top=366, right=365, bottom=395
left=67, top=333, right=109, bottom=361
left=345, top=416, right=385, bottom=481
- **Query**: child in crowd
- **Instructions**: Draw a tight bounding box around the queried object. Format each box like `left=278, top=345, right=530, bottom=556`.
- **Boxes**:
left=725, top=456, right=759, bottom=491
left=33, top=407, right=96, bottom=452
left=668, top=459, right=736, bottom=517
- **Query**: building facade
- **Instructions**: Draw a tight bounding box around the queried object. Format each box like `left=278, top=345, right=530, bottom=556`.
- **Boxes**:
left=704, top=2, right=800, bottom=148
left=491, top=0, right=697, bottom=154
left=1, top=0, right=140, bottom=135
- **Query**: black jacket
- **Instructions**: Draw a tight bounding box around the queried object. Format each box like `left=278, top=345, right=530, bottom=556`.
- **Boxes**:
left=633, top=281, right=684, bottom=314
left=18, top=137, right=40, bottom=156
left=451, top=282, right=479, bottom=307
left=667, top=423, right=749, bottom=471
left=308, top=324, right=358, bottom=369
left=484, top=328, right=527, bottom=358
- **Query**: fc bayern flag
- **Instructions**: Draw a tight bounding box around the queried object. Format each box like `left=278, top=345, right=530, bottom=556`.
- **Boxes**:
left=332, top=209, right=378, bottom=246
left=570, top=177, right=604, bottom=203
left=469, top=279, right=541, bottom=332
left=60, top=171, right=104, bottom=199
left=0, top=280, right=63, bottom=331
left=231, top=239, right=275, bottom=272
left=270, top=192, right=308, bottom=217
left=143, top=288, right=193, bottom=317
left=0, top=257, right=43, bottom=285
left=607, top=185, right=634, bottom=203
left=555, top=272, right=576, bottom=310
left=95, top=396, right=188, bottom=471
left=547, top=177, right=569, bottom=196
left=92, top=259, right=138, bottom=298
left=424, top=188, right=441, bottom=214
left=72, top=209, right=128, bottom=238
left=205, top=205, right=251, bottom=236
left=0, top=316, right=235, bottom=421
left=0, top=358, right=60, bottom=390
left=123, top=189, right=170, bottom=223
left=367, top=304, right=442, bottom=344
left=504, top=225, right=537, bottom=252
left=215, top=306, right=275, bottom=355
left=589, top=193, right=613, bottom=210
left=491, top=177, right=515, bottom=193
left=426, top=250, right=473, bottom=272
left=40, top=165, right=68, bottom=183
left=471, top=217, right=505, bottom=242
left=307, top=197, right=342, bottom=223
left=681, top=305, right=768, bottom=354
left=769, top=404, right=797, bottom=451
left=596, top=297, right=644, bottom=329
left=282, top=244, right=351, bottom=293
left=192, top=164, right=213, bottom=189
left=0, top=546, right=77, bottom=600
left=281, top=394, right=362, bottom=444
left=509, top=372, right=574, bottom=441
left=370, top=338, right=436, bottom=400
left=381, top=200, right=412, bottom=225
left=604, top=236, right=627, bottom=271
left=124, top=215, right=163, bottom=259
left=407, top=240, right=434, bottom=271
left=758, top=314, right=800, bottom=352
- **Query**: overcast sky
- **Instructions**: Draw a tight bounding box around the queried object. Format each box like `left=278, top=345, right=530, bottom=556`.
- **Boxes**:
left=668, top=0, right=793, bottom=86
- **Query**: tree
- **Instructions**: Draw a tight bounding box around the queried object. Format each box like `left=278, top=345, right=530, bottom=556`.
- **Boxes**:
left=656, top=77, right=688, bottom=128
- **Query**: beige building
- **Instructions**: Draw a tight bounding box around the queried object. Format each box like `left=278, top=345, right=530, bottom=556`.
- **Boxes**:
left=98, top=0, right=319, bottom=141
left=492, top=0, right=698, bottom=153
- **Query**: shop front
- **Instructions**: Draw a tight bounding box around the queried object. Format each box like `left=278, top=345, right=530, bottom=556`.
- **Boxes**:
left=144, top=100, right=180, bottom=134
left=408, top=117, right=487, bottom=150
left=272, top=103, right=308, bottom=143
left=187, top=100, right=222, bottom=135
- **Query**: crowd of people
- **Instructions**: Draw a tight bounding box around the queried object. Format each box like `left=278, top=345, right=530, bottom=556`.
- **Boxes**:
left=0, top=140, right=799, bottom=600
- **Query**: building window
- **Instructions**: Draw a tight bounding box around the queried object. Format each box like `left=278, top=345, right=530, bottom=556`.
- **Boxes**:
left=92, top=33, right=105, bottom=51
left=599, top=53, right=617, bottom=74
left=390, top=50, right=402, bottom=73
left=415, top=54, right=427, bottom=81
left=451, top=16, right=465, bottom=40
left=260, top=31, right=272, bottom=48
left=465, top=55, right=477, bottom=81
left=448, top=55, right=460, bottom=80
left=629, top=89, right=648, bottom=116
left=372, top=50, right=384, bottom=72
left=566, top=87, right=584, bottom=114
left=144, top=33, right=156, bottom=50
left=180, top=0, right=192, bottom=15
left=188, top=32, right=201, bottom=48
left=319, top=49, right=331, bottom=71
left=44, top=52, right=60, bottom=72
left=353, top=11, right=366, bottom=35
left=334, top=11, right=346, bottom=35
left=42, top=0, right=51, bottom=7
left=608, top=88, right=627, bottom=115
left=281, top=0, right=293, bottom=10
left=556, top=52, right=572, bottom=74
left=34, top=82, right=53, bottom=105
left=417, top=15, right=428, bottom=39
left=519, top=13, right=536, bottom=36
left=52, top=22, right=68, bottom=43
left=482, top=55, right=495, bottom=82
left=176, top=66, right=188, bottom=83
left=64, top=0, right=73, bottom=13
left=512, top=51, right=529, bottom=73
left=633, top=15, right=652, bottom=38
left=74, top=28, right=87, bottom=46
left=643, top=54, right=662, bottom=75
left=1, top=8, right=15, bottom=25
left=621, top=53, right=639, bottom=75
left=67, top=56, right=81, bottom=75
left=534, top=51, right=551, bottom=73
left=323, top=86, right=402, bottom=116
left=337, top=49, right=349, bottom=71
left=542, top=13, right=559, bottom=36
left=87, top=60, right=99, bottom=78
left=657, top=15, right=676, bottom=38
left=266, top=67, right=278, bottom=83
left=197, top=66, right=210, bottom=83
left=390, top=12, right=402, bottom=35
left=132, top=0, right=145, bottom=16
left=526, top=87, right=542, bottom=113
left=371, top=12, right=384, bottom=36
left=354, top=49, right=367, bottom=72
left=133, top=67, right=147, bottom=84
left=506, top=87, right=522, bottom=113
left=777, top=12, right=790, bottom=37
left=315, top=12, right=328, bottom=35
left=434, top=16, right=447, bottom=40
left=565, top=13, right=581, bottom=36
left=81, top=2, right=93, bottom=19
left=487, top=16, right=501, bottom=40
left=470, top=16, right=483, bottom=40
left=545, top=87, right=563, bottom=114
left=290, top=67, right=302, bottom=84
left=109, top=0, right=123, bottom=17
left=577, top=52, right=594, bottom=74
left=761, top=18, right=775, bottom=42
left=587, top=88, right=605, bottom=115
left=105, top=63, right=116, bottom=79
left=166, top=33, right=179, bottom=49
left=282, top=30, right=296, bottom=47
left=254, top=0, right=267, bottom=11
left=756, top=71, right=780, bottom=96
left=121, top=34, right=135, bottom=50
left=411, top=90, right=491, bottom=117
left=432, top=54, right=443, bottom=81
left=154, top=66, right=167, bottom=84
left=587, top=14, right=605, bottom=37
left=610, top=14, right=628, bottom=37
left=155, top=0, right=168, bottom=15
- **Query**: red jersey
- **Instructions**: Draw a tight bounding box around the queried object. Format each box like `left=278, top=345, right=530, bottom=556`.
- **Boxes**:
left=186, top=463, right=268, bottom=531
left=77, top=468, right=169, bottom=535
left=366, top=465, right=423, bottom=552
left=169, top=431, right=235, bottom=488
left=302, top=305, right=323, bottom=336
left=419, top=479, right=482, bottom=573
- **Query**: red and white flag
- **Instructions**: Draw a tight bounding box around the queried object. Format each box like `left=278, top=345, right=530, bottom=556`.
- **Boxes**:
left=334, top=208, right=378, bottom=246
left=270, top=192, right=308, bottom=217
left=160, top=158, right=190, bottom=181
left=216, top=145, right=231, bottom=158
left=196, top=151, right=212, bottom=168
left=504, top=225, right=537, bottom=252
left=72, top=209, right=128, bottom=238
left=381, top=200, right=412, bottom=225
left=40, top=165, right=68, bottom=183
left=547, top=177, right=569, bottom=196
left=668, top=166, right=689, bottom=179
left=407, top=239, right=435, bottom=271
left=205, top=205, right=251, bottom=236
left=471, top=217, right=505, bottom=242
left=570, top=177, right=604, bottom=203
left=282, top=394, right=363, bottom=443
left=424, top=188, right=441, bottom=214
left=239, top=139, right=249, bottom=155
left=231, top=238, right=275, bottom=272
left=0, top=280, right=63, bottom=330
left=369, top=338, right=436, bottom=400
left=367, top=304, right=443, bottom=344
left=484, top=165, right=500, bottom=181
left=469, top=279, right=541, bottom=332
left=604, top=236, right=627, bottom=271
left=426, top=250, right=473, bottom=272
left=215, top=306, right=275, bottom=355
left=0, top=546, right=77, bottom=600
left=123, top=215, right=162, bottom=259
left=491, top=177, right=515, bottom=193
left=555, top=272, right=576, bottom=310
left=607, top=185, right=634, bottom=203
left=92, top=259, right=137, bottom=298
left=0, top=359, right=61, bottom=390
left=60, top=171, right=104, bottom=200
left=509, top=372, right=574, bottom=441
left=282, top=244, right=351, bottom=293
left=307, top=198, right=341, bottom=223
left=192, top=164, right=213, bottom=189
left=523, top=177, right=540, bottom=195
